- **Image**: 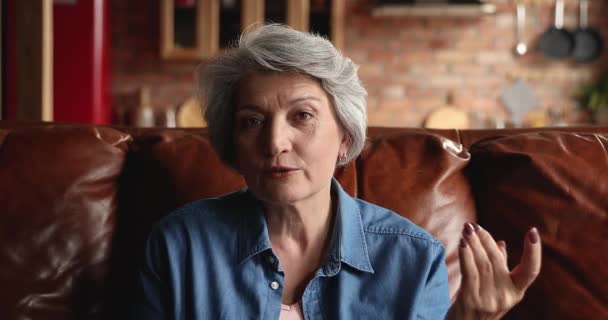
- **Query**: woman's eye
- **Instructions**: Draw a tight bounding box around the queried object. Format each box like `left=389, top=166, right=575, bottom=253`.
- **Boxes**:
left=295, top=112, right=313, bottom=121
left=240, top=117, right=263, bottom=128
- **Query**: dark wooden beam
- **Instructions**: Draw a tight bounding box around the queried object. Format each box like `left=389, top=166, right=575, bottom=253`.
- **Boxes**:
left=1, top=0, right=3, bottom=119
left=16, top=0, right=52, bottom=121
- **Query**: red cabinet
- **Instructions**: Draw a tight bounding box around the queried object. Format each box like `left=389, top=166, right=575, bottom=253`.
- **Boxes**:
left=54, top=0, right=111, bottom=124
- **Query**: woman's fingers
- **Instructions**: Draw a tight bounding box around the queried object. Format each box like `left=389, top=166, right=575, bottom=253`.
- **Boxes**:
left=511, top=227, right=542, bottom=292
left=474, top=226, right=509, bottom=274
left=463, top=223, right=496, bottom=299
left=458, top=237, right=479, bottom=294
left=455, top=224, right=543, bottom=319
left=497, top=240, right=508, bottom=262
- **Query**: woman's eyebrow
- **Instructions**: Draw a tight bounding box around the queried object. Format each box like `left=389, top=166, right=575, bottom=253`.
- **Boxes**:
left=289, top=96, right=322, bottom=104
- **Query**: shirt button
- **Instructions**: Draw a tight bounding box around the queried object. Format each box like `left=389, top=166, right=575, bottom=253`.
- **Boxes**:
left=270, top=281, right=280, bottom=290
left=268, top=255, right=276, bottom=265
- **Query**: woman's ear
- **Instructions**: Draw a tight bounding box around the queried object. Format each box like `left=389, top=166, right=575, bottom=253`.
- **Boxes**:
left=339, top=134, right=352, bottom=156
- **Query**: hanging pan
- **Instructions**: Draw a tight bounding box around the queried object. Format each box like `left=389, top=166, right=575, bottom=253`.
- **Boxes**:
left=539, top=0, right=574, bottom=59
left=572, top=0, right=603, bottom=63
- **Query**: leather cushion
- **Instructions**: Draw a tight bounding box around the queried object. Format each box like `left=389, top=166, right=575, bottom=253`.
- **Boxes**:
left=0, top=126, right=129, bottom=319
left=469, top=132, right=608, bottom=319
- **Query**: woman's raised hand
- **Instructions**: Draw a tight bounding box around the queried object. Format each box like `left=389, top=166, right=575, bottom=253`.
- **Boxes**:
left=448, top=223, right=542, bottom=320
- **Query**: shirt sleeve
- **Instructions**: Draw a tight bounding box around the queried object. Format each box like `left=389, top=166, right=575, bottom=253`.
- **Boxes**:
left=416, top=243, right=451, bottom=320
left=132, top=227, right=173, bottom=320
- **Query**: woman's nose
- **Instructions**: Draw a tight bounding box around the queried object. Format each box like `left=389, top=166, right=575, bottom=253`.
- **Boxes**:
left=264, top=119, right=291, bottom=157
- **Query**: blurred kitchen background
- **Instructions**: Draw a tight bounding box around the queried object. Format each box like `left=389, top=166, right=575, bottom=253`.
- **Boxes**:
left=3, top=0, right=608, bottom=128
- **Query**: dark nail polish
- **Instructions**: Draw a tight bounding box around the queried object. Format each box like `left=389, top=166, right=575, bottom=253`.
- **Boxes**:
left=464, top=223, right=474, bottom=236
left=474, top=224, right=481, bottom=232
left=529, top=228, right=539, bottom=243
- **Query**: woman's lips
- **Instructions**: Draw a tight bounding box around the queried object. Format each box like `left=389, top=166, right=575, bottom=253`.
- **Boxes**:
left=264, top=167, right=299, bottom=178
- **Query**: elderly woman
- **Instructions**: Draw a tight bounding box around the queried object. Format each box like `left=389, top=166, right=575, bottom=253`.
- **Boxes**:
left=134, top=24, right=541, bottom=319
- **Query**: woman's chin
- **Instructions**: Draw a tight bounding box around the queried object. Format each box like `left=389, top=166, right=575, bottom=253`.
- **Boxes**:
left=253, top=186, right=305, bottom=205
left=246, top=174, right=300, bottom=198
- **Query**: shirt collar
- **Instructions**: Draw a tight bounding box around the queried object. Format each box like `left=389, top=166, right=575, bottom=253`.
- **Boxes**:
left=236, top=178, right=374, bottom=274
left=236, top=190, right=273, bottom=264
left=330, top=178, right=374, bottom=274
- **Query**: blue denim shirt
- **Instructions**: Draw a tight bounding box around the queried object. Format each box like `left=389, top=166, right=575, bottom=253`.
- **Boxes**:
left=134, top=179, right=450, bottom=319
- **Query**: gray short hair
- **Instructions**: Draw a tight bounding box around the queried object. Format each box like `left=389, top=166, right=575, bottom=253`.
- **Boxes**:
left=198, top=24, right=367, bottom=167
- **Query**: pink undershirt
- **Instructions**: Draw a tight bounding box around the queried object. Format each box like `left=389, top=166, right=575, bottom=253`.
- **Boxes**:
left=279, top=301, right=304, bottom=320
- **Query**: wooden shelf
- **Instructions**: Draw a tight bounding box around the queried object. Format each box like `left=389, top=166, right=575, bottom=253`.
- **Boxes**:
left=372, top=3, right=497, bottom=18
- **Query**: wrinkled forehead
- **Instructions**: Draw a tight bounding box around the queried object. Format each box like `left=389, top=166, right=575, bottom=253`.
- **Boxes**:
left=235, top=72, right=332, bottom=110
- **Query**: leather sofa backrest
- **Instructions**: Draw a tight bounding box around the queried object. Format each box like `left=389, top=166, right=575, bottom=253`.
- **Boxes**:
left=3, top=122, right=606, bottom=319
left=468, top=132, right=608, bottom=319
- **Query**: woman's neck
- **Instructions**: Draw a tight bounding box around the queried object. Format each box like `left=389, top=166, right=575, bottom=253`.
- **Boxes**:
left=263, top=188, right=335, bottom=253
left=261, top=187, right=337, bottom=305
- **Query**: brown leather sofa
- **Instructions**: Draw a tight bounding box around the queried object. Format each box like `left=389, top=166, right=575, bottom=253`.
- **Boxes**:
left=0, top=121, right=606, bottom=319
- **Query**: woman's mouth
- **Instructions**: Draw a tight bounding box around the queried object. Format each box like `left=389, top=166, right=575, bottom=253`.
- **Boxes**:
left=265, top=167, right=299, bottom=178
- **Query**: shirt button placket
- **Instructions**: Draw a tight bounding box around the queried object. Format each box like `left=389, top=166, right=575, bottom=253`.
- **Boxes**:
left=264, top=253, right=283, bottom=319
left=270, top=281, right=280, bottom=290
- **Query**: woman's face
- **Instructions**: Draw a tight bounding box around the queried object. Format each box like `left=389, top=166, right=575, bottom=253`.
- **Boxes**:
left=234, top=72, right=349, bottom=206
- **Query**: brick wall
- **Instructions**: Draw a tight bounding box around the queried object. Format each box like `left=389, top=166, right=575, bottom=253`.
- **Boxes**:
left=112, top=0, right=608, bottom=127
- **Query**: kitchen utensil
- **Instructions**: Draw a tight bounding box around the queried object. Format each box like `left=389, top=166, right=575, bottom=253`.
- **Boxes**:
left=572, top=0, right=603, bottom=63
left=514, top=2, right=527, bottom=56
left=500, top=79, right=537, bottom=126
left=539, top=0, right=573, bottom=59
